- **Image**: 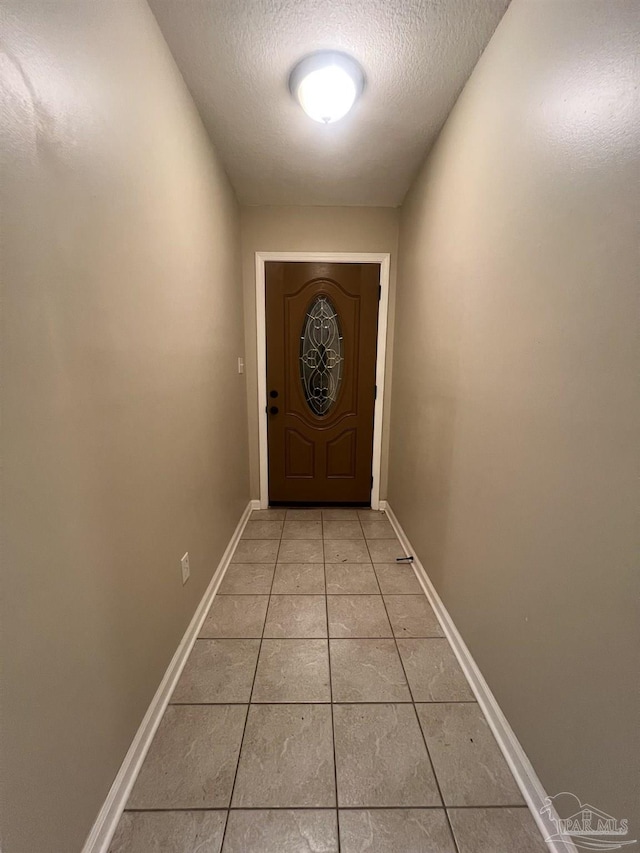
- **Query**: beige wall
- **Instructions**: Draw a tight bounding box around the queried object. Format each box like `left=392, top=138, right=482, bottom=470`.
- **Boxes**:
left=390, top=0, right=639, bottom=835
left=240, top=205, right=399, bottom=500
left=0, top=2, right=249, bottom=852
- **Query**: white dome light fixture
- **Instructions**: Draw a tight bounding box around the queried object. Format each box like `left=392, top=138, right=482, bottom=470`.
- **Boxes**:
left=289, top=52, right=365, bottom=124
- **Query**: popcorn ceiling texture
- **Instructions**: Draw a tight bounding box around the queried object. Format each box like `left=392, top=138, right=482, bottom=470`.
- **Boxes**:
left=149, top=0, right=509, bottom=206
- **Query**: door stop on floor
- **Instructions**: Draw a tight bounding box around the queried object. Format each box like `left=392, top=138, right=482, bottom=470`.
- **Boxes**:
left=396, top=556, right=414, bottom=563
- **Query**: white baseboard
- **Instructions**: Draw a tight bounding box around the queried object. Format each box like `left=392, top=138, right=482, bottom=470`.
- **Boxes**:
left=250, top=499, right=261, bottom=510
left=383, top=503, right=576, bottom=853
left=81, top=501, right=254, bottom=853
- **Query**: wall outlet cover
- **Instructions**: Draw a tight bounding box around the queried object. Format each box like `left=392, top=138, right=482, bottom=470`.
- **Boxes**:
left=181, top=552, right=190, bottom=585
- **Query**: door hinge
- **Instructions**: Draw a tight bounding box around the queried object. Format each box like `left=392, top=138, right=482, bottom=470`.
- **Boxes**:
left=378, top=284, right=382, bottom=300
left=371, top=475, right=374, bottom=487
left=374, top=385, right=378, bottom=400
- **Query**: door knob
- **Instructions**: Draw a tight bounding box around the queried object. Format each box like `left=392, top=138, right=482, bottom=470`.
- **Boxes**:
left=269, top=405, right=279, bottom=415
left=269, top=390, right=279, bottom=398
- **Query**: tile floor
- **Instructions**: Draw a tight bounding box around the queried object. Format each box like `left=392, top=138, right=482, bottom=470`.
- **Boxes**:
left=110, top=508, right=548, bottom=853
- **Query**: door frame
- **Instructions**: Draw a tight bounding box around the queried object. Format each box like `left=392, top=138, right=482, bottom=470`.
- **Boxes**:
left=255, top=251, right=391, bottom=509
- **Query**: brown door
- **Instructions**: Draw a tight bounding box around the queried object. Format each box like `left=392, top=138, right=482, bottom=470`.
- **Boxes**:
left=266, top=261, right=380, bottom=505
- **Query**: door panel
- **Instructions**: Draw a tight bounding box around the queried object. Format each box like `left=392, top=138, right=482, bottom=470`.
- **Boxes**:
left=285, top=429, right=314, bottom=479
left=326, top=429, right=357, bottom=478
left=266, top=261, right=380, bottom=504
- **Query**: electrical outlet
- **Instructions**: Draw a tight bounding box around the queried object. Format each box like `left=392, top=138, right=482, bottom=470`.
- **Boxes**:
left=237, top=357, right=244, bottom=375
left=181, top=552, right=190, bottom=585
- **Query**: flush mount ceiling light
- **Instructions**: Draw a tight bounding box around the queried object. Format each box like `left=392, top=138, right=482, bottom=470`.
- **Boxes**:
left=289, top=52, right=365, bottom=124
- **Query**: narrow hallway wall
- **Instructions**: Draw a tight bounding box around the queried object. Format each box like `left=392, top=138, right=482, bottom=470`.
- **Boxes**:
left=389, top=0, right=639, bottom=837
left=0, top=2, right=249, bottom=851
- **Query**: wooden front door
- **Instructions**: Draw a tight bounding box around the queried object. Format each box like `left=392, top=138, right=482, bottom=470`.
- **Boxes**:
left=266, top=261, right=380, bottom=505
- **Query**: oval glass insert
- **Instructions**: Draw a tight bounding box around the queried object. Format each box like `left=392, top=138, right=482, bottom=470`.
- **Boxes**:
left=299, top=295, right=344, bottom=416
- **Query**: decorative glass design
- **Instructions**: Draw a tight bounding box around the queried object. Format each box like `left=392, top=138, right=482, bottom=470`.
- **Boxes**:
left=299, top=295, right=344, bottom=416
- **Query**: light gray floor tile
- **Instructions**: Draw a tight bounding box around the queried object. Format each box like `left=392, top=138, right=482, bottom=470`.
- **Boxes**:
left=250, top=509, right=286, bottom=520
left=277, top=539, right=325, bottom=563
left=171, top=639, right=259, bottom=703
left=232, top=704, right=336, bottom=807
left=322, top=508, right=359, bottom=520
left=339, top=809, right=456, bottom=853
left=264, top=595, right=328, bottom=638
left=366, top=539, right=404, bottom=562
left=241, top=520, right=283, bottom=539
left=110, top=811, right=226, bottom=853
left=231, top=539, right=280, bottom=564
left=218, top=564, right=274, bottom=595
left=448, top=807, right=549, bottom=853
left=327, top=595, right=392, bottom=638
left=252, top=639, right=330, bottom=702
left=333, top=704, right=441, bottom=807
left=357, top=510, right=387, bottom=521
left=222, top=809, right=339, bottom=853
left=360, top=519, right=395, bottom=539
left=286, top=509, right=322, bottom=520
left=127, top=705, right=246, bottom=809
left=384, top=595, right=444, bottom=638
left=324, top=540, right=371, bottom=563
left=398, top=638, right=475, bottom=702
left=200, top=595, right=268, bottom=638
left=282, top=519, right=323, bottom=539
left=417, top=703, right=525, bottom=806
left=330, top=639, right=411, bottom=702
left=325, top=563, right=380, bottom=594
left=323, top=520, right=364, bottom=539
left=272, top=562, right=325, bottom=594
left=373, top=563, right=422, bottom=594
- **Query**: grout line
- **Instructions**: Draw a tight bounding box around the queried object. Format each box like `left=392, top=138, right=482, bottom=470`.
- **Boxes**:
left=168, top=699, right=478, bottom=706
left=363, top=532, right=463, bottom=853
left=124, top=803, right=531, bottom=813
left=322, top=512, right=341, bottom=852
left=221, top=811, right=229, bottom=847
left=358, top=514, right=384, bottom=597
left=218, top=524, right=282, bottom=851
left=199, top=634, right=443, bottom=641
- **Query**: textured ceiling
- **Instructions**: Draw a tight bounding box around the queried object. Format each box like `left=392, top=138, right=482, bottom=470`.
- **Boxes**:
left=148, top=0, right=509, bottom=206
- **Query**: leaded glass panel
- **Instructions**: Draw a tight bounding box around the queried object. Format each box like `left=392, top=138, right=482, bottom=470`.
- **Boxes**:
left=299, top=295, right=343, bottom=416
